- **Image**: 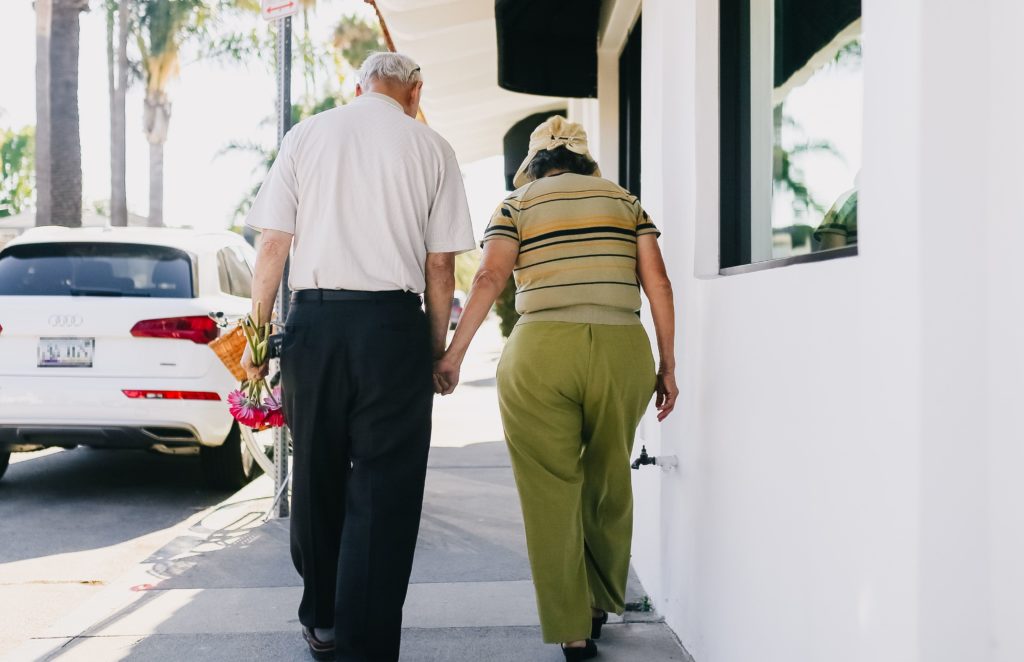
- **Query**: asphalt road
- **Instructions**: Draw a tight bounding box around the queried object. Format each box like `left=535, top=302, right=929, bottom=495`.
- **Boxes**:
left=0, top=447, right=233, bottom=656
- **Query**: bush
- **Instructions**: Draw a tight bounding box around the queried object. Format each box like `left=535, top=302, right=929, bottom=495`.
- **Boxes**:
left=494, top=278, right=520, bottom=338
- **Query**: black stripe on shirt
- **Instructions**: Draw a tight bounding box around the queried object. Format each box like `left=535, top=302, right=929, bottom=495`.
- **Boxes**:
left=520, top=226, right=637, bottom=247
left=519, top=235, right=637, bottom=254
left=514, top=253, right=637, bottom=272
left=518, top=194, right=641, bottom=211
left=484, top=229, right=519, bottom=242
left=517, top=280, right=639, bottom=294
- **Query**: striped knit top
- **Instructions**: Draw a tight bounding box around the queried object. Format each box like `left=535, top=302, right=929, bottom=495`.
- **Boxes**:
left=482, top=172, right=660, bottom=326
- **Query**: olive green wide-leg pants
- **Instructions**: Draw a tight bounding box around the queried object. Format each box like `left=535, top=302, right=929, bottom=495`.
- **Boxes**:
left=496, top=322, right=656, bottom=644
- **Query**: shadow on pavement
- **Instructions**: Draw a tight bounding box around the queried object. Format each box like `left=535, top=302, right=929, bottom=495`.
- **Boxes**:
left=15, top=440, right=684, bottom=662
left=0, top=447, right=232, bottom=564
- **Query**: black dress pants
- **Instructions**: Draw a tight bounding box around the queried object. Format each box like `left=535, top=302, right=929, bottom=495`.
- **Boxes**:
left=281, top=290, right=433, bottom=662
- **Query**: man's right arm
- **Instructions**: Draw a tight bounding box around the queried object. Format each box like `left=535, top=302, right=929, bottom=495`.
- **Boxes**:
left=251, top=230, right=293, bottom=324
left=242, top=229, right=293, bottom=380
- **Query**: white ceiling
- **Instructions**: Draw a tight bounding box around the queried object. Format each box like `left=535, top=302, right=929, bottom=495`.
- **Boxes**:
left=374, top=0, right=566, bottom=164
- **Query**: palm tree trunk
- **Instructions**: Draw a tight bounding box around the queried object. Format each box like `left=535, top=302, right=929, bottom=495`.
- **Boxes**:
left=109, top=0, right=129, bottom=227
left=34, top=0, right=52, bottom=226
left=49, top=0, right=88, bottom=228
left=144, top=90, right=171, bottom=228
left=148, top=140, right=164, bottom=227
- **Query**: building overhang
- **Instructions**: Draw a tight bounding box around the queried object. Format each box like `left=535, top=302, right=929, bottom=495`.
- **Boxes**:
left=775, top=0, right=862, bottom=89
left=495, top=0, right=601, bottom=99
left=370, top=0, right=568, bottom=164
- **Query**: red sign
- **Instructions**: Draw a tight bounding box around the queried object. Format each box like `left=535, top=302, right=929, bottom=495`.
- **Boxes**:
left=261, top=0, right=300, bottom=21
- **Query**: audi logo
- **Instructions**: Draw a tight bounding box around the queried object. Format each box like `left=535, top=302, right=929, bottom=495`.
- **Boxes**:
left=48, top=314, right=84, bottom=328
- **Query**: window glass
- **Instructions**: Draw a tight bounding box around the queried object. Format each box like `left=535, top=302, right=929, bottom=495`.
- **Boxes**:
left=770, top=2, right=861, bottom=259
left=720, top=0, right=861, bottom=269
left=0, top=242, right=194, bottom=298
left=216, top=251, right=232, bottom=295
left=217, top=247, right=253, bottom=298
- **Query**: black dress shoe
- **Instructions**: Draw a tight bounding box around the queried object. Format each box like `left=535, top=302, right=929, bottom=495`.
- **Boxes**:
left=561, top=639, right=598, bottom=660
left=591, top=611, right=609, bottom=639
left=302, top=626, right=335, bottom=661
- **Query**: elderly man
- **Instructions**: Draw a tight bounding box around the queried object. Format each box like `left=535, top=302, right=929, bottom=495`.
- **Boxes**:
left=243, top=52, right=475, bottom=661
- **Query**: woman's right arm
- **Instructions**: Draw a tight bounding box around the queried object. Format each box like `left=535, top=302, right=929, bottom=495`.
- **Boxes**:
left=636, top=235, right=679, bottom=421
left=434, top=239, right=519, bottom=395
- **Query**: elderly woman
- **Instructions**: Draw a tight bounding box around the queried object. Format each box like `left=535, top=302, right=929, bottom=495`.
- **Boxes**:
left=434, top=116, right=678, bottom=660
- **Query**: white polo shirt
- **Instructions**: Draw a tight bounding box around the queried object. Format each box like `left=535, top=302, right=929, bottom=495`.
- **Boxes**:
left=245, top=92, right=476, bottom=293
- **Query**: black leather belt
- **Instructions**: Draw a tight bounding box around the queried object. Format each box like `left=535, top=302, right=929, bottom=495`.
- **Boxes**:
left=290, top=289, right=421, bottom=304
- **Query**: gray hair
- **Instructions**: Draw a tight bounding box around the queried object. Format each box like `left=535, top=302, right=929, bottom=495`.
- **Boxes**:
left=357, top=52, right=422, bottom=86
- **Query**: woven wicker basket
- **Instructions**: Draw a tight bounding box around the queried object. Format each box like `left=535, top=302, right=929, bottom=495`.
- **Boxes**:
left=209, top=325, right=248, bottom=381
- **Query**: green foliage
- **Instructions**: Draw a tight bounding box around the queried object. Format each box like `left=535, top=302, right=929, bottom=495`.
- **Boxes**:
left=773, top=113, right=843, bottom=217
left=201, top=27, right=274, bottom=67
left=0, top=126, right=34, bottom=218
left=333, top=14, right=386, bottom=70
left=832, top=39, right=862, bottom=69
left=494, top=278, right=520, bottom=338
left=454, top=250, right=480, bottom=295
left=136, top=0, right=208, bottom=86
left=221, top=13, right=384, bottom=223
left=625, top=596, right=654, bottom=613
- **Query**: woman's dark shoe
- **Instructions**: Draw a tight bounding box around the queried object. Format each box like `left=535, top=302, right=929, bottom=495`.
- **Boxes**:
left=302, top=626, right=335, bottom=661
left=561, top=639, right=598, bottom=660
left=591, top=610, right=609, bottom=639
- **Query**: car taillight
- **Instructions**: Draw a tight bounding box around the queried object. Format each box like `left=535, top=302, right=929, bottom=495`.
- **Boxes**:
left=130, top=316, right=218, bottom=344
left=122, top=390, right=220, bottom=401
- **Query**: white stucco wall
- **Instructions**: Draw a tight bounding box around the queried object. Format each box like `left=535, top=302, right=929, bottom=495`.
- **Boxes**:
left=587, top=0, right=1024, bottom=660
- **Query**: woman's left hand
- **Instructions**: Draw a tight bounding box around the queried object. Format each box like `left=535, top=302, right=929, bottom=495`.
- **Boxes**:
left=655, top=371, right=679, bottom=421
left=433, top=354, right=462, bottom=396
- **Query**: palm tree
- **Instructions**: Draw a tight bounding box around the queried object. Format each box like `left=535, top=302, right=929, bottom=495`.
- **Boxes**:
left=38, top=0, right=90, bottom=227
left=106, top=0, right=132, bottom=226
left=136, top=0, right=205, bottom=227
left=34, top=0, right=52, bottom=225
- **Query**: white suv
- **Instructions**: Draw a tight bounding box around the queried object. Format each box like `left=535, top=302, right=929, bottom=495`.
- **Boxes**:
left=0, top=226, right=262, bottom=488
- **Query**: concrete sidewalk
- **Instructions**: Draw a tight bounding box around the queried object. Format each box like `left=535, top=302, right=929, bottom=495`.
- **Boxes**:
left=10, top=439, right=691, bottom=662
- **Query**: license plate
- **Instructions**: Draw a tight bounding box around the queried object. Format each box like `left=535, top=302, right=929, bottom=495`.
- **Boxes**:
left=38, top=337, right=95, bottom=368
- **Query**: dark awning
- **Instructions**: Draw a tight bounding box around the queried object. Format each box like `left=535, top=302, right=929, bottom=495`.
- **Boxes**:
left=503, top=110, right=567, bottom=190
left=775, top=0, right=861, bottom=86
left=495, top=0, right=601, bottom=98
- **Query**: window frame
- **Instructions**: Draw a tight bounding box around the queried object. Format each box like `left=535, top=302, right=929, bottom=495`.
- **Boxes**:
left=618, top=16, right=643, bottom=197
left=718, top=0, right=860, bottom=274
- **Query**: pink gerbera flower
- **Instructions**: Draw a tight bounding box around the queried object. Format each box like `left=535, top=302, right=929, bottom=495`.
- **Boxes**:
left=228, top=389, right=267, bottom=428
left=263, top=387, right=285, bottom=428
left=264, top=406, right=285, bottom=428
left=262, top=389, right=286, bottom=430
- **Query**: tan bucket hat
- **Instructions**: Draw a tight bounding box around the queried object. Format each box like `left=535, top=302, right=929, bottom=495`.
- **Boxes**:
left=512, top=116, right=601, bottom=189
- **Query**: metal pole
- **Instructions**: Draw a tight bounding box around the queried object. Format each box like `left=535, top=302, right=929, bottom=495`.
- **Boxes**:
left=271, top=15, right=292, bottom=519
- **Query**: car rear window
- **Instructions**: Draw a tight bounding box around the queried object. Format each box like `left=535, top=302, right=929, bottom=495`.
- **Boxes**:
left=0, top=242, right=195, bottom=298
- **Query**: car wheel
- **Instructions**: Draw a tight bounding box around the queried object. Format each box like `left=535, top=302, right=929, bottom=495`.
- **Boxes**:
left=0, top=451, right=10, bottom=482
left=200, top=424, right=261, bottom=490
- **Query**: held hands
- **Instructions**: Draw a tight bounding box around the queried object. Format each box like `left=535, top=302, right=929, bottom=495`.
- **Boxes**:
left=433, top=352, right=461, bottom=396
left=655, top=369, right=679, bottom=422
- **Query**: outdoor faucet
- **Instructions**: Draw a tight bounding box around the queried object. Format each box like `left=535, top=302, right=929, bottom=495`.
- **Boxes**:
left=631, top=445, right=679, bottom=472
left=631, top=445, right=655, bottom=470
